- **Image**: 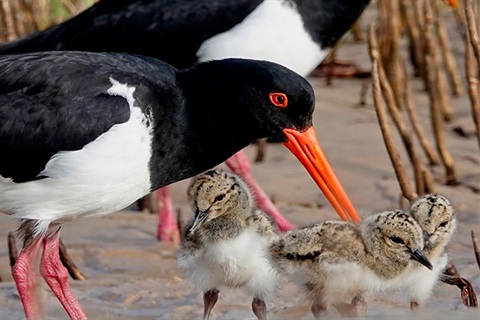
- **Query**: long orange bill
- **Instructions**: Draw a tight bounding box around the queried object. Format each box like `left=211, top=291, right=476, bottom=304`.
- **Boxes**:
left=443, top=0, right=458, bottom=8
left=283, top=126, right=361, bottom=222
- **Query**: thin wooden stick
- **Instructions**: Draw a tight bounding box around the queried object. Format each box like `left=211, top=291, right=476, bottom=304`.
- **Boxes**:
left=404, top=78, right=440, bottom=165
left=414, top=0, right=426, bottom=27
left=59, top=238, right=87, bottom=280
left=324, top=48, right=336, bottom=86
left=255, top=138, right=268, bottom=163
left=465, top=0, right=480, bottom=66
left=444, top=260, right=460, bottom=276
left=465, top=1, right=480, bottom=151
left=422, top=168, right=436, bottom=193
left=372, top=21, right=426, bottom=194
left=358, top=81, right=369, bottom=106
left=452, top=3, right=466, bottom=36
left=379, top=0, right=406, bottom=109
left=10, top=0, right=26, bottom=37
left=380, top=69, right=425, bottom=193
left=433, top=0, right=464, bottom=96
left=401, top=0, right=425, bottom=77
left=0, top=1, right=7, bottom=41
left=18, top=0, right=41, bottom=32
left=8, top=231, right=18, bottom=269
left=61, top=0, right=80, bottom=16
left=368, top=25, right=418, bottom=201
left=441, top=274, right=478, bottom=307
left=430, top=1, right=455, bottom=122
left=176, top=208, right=184, bottom=244
left=352, top=20, right=365, bottom=42
left=424, top=0, right=457, bottom=185
left=1, top=0, right=18, bottom=41
left=472, top=230, right=480, bottom=271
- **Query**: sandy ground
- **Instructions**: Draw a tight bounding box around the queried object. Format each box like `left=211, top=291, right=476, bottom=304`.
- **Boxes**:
left=1, top=7, right=480, bottom=320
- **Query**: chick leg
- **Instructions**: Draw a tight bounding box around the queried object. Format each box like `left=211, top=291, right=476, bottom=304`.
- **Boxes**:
left=351, top=295, right=367, bottom=318
left=252, top=297, right=267, bottom=320
left=203, top=288, right=219, bottom=320
left=311, top=303, right=327, bottom=320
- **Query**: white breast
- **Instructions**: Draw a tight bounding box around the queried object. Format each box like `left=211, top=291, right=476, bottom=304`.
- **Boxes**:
left=196, top=0, right=327, bottom=76
left=0, top=78, right=153, bottom=236
left=178, top=228, right=277, bottom=299
left=320, top=262, right=390, bottom=306
left=393, top=254, right=448, bottom=304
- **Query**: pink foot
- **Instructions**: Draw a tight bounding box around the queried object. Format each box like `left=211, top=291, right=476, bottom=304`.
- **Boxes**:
left=40, top=231, right=87, bottom=320
left=156, top=186, right=181, bottom=243
left=225, top=151, right=295, bottom=232
left=12, top=236, right=43, bottom=320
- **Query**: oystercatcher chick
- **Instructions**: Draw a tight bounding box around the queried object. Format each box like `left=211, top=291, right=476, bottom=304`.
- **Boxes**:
left=0, top=0, right=370, bottom=241
left=400, top=194, right=457, bottom=310
left=0, top=52, right=359, bottom=319
left=178, top=169, right=278, bottom=320
left=268, top=210, right=433, bottom=319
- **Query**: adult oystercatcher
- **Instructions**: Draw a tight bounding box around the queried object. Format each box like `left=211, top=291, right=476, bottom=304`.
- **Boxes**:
left=0, top=51, right=358, bottom=319
left=0, top=0, right=371, bottom=241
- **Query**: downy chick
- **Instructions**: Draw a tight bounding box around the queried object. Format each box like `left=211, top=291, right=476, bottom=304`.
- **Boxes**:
left=177, top=169, right=278, bottom=320
left=401, top=194, right=457, bottom=309
left=269, top=210, right=433, bottom=319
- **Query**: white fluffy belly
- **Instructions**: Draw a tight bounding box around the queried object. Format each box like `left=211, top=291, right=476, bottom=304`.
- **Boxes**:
left=178, top=228, right=277, bottom=298
left=320, top=262, right=388, bottom=306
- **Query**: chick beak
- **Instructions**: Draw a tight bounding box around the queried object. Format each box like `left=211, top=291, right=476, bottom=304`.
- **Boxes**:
left=410, top=249, right=434, bottom=270
left=189, top=210, right=208, bottom=235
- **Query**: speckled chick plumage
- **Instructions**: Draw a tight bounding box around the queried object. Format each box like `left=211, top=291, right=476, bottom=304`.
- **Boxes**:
left=177, top=169, right=278, bottom=319
left=399, top=194, right=457, bottom=307
left=268, top=210, right=432, bottom=317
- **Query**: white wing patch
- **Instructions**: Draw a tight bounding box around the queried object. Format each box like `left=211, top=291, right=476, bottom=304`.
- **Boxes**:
left=196, top=0, right=327, bottom=76
left=0, top=78, right=153, bottom=236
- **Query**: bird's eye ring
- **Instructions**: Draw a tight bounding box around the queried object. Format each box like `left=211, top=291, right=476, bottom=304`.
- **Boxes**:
left=389, top=236, right=405, bottom=245
left=269, top=92, right=288, bottom=108
left=439, top=220, right=449, bottom=228
left=214, top=194, right=225, bottom=202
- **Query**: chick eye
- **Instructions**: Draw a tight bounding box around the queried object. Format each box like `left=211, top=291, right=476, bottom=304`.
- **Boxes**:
left=214, top=194, right=225, bottom=202
left=389, top=236, right=405, bottom=245
left=269, top=92, right=288, bottom=108
left=439, top=220, right=449, bottom=228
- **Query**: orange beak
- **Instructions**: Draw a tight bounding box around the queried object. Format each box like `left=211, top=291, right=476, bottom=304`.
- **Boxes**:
left=283, top=126, right=361, bottom=222
left=444, top=0, right=458, bottom=8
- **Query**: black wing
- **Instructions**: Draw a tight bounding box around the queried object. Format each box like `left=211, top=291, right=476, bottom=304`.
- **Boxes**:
left=0, top=0, right=262, bottom=68
left=293, top=0, right=370, bottom=48
left=0, top=52, right=172, bottom=182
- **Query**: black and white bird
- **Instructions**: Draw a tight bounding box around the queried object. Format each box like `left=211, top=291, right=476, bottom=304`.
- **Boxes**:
left=0, top=0, right=369, bottom=241
left=0, top=52, right=359, bottom=319
left=0, top=0, right=370, bottom=75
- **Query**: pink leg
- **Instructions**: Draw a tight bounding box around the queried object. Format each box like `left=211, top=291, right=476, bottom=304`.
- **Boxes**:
left=40, top=232, right=87, bottom=320
left=12, top=236, right=43, bottom=320
left=156, top=186, right=180, bottom=243
left=225, top=151, right=295, bottom=232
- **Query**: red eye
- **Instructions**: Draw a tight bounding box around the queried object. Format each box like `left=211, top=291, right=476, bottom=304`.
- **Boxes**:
left=269, top=92, right=288, bottom=108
